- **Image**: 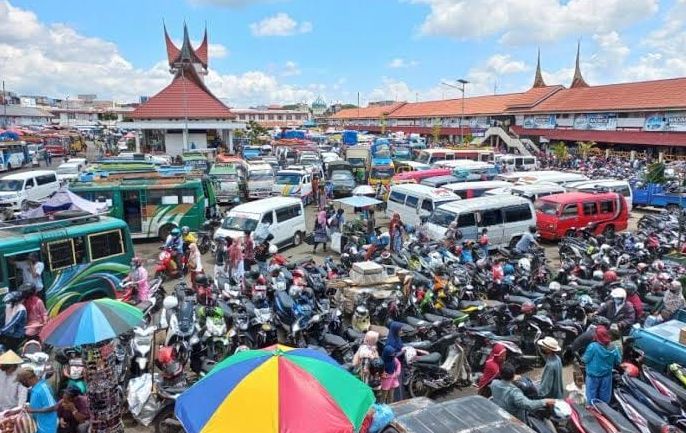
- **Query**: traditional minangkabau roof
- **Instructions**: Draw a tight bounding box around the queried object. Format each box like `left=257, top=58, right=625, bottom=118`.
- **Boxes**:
left=570, top=41, right=589, bottom=89
left=164, top=23, right=208, bottom=69
left=532, top=48, right=546, bottom=88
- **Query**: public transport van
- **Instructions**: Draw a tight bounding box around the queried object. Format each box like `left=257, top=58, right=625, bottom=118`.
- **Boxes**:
left=394, top=161, right=431, bottom=174
left=420, top=175, right=460, bottom=188
left=0, top=213, right=134, bottom=317
left=392, top=168, right=451, bottom=185
left=272, top=169, right=313, bottom=204
left=214, top=197, right=306, bottom=249
left=442, top=180, right=512, bottom=199
left=434, top=160, right=498, bottom=181
left=387, top=184, right=460, bottom=227
left=0, top=170, right=60, bottom=214
left=494, top=155, right=538, bottom=171
left=565, top=179, right=633, bottom=212
left=0, top=142, right=28, bottom=171
left=426, top=195, right=536, bottom=249
left=416, top=148, right=493, bottom=164
left=509, top=183, right=566, bottom=202
left=69, top=175, right=210, bottom=240
left=516, top=171, right=589, bottom=186
left=535, top=191, right=629, bottom=240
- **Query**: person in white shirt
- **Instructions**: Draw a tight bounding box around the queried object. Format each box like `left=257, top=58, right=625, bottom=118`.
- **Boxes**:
left=0, top=349, right=28, bottom=411
left=13, top=253, right=44, bottom=292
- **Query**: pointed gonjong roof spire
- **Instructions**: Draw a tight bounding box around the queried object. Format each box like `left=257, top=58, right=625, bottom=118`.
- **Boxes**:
left=570, top=40, right=589, bottom=88
left=532, top=48, right=546, bottom=88
left=195, top=24, right=209, bottom=68
left=163, top=21, right=181, bottom=66
left=179, top=22, right=195, bottom=63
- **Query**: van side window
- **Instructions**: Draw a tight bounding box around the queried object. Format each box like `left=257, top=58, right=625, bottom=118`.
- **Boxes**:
left=504, top=204, right=532, bottom=223
left=262, top=212, right=273, bottom=225
left=89, top=230, right=125, bottom=260
left=600, top=200, right=614, bottom=213
left=389, top=191, right=406, bottom=204
left=276, top=205, right=301, bottom=222
left=405, top=195, right=419, bottom=207
left=36, top=174, right=56, bottom=186
left=480, top=209, right=503, bottom=226
left=25, top=178, right=35, bottom=188
left=561, top=204, right=578, bottom=218
left=421, top=199, right=433, bottom=212
left=618, top=186, right=631, bottom=198
left=583, top=202, right=598, bottom=216
left=47, top=239, right=76, bottom=271
left=457, top=213, right=476, bottom=228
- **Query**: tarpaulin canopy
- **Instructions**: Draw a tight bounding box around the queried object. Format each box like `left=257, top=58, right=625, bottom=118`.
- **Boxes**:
left=352, top=185, right=376, bottom=196
left=334, top=195, right=382, bottom=207
left=21, top=188, right=108, bottom=218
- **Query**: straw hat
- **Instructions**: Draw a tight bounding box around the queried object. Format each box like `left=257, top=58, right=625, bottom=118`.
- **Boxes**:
left=537, top=336, right=561, bottom=352
left=0, top=350, right=23, bottom=365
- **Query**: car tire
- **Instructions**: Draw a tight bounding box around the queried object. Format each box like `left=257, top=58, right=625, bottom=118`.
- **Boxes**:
left=158, top=224, right=176, bottom=242
left=293, top=231, right=302, bottom=246
left=508, top=236, right=520, bottom=250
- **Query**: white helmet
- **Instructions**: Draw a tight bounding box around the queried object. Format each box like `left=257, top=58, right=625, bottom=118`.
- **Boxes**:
left=579, top=294, right=593, bottom=308
left=163, top=295, right=178, bottom=310
left=549, top=282, right=561, bottom=291
left=600, top=244, right=611, bottom=253
left=593, top=270, right=604, bottom=281
left=518, top=257, right=531, bottom=273
left=268, top=244, right=278, bottom=255
left=610, top=288, right=626, bottom=300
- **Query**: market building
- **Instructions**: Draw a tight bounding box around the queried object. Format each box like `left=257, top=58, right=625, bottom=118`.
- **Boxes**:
left=0, top=105, right=54, bottom=127
left=329, top=45, right=686, bottom=159
left=232, top=106, right=311, bottom=128
left=124, top=24, right=242, bottom=156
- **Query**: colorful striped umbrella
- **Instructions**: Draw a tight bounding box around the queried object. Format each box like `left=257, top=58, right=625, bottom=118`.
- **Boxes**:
left=175, top=345, right=375, bottom=433
left=39, top=298, right=144, bottom=347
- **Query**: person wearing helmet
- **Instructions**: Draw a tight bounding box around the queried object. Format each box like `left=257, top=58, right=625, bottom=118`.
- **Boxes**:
left=490, top=362, right=556, bottom=422
left=646, top=281, right=685, bottom=327
left=603, top=270, right=617, bottom=284
left=624, top=283, right=643, bottom=320
left=514, top=226, right=539, bottom=255
left=165, top=227, right=184, bottom=268
left=181, top=226, right=197, bottom=249
left=596, top=288, right=635, bottom=331
left=592, top=270, right=604, bottom=281
left=122, top=256, right=149, bottom=303
left=0, top=291, right=26, bottom=350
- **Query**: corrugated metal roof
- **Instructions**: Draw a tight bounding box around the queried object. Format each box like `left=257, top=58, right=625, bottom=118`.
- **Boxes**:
left=0, top=105, right=54, bottom=118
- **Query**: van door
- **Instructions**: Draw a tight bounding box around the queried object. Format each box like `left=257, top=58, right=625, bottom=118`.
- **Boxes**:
left=403, top=194, right=420, bottom=226
left=478, top=208, right=504, bottom=246
left=387, top=190, right=406, bottom=219
left=301, top=175, right=312, bottom=201
left=259, top=210, right=276, bottom=243
left=557, top=202, right=579, bottom=235
left=23, top=178, right=36, bottom=203
left=456, top=212, right=478, bottom=243
left=502, top=204, right=534, bottom=246
left=123, top=190, right=143, bottom=233
left=582, top=201, right=598, bottom=228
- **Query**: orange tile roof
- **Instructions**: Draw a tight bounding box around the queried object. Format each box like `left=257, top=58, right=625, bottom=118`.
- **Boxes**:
left=519, top=77, right=686, bottom=113
left=332, top=102, right=405, bottom=119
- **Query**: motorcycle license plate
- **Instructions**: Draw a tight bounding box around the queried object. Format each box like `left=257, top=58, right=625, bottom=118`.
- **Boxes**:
left=262, top=324, right=273, bottom=331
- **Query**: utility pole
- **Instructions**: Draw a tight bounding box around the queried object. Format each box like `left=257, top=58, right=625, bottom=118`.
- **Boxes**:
left=441, top=78, right=469, bottom=144
left=1, top=81, right=6, bottom=129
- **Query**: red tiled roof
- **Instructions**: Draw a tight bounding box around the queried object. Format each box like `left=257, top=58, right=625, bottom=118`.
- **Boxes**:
left=332, top=102, right=406, bottom=119
left=164, top=28, right=180, bottom=66
left=195, top=30, right=208, bottom=67
left=130, top=72, right=234, bottom=119
left=518, top=77, right=686, bottom=113
left=513, top=126, right=686, bottom=147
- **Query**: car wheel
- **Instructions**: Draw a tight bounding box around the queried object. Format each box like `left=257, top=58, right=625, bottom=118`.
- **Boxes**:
left=508, top=236, right=520, bottom=250
left=158, top=224, right=176, bottom=241
left=6, top=163, right=11, bottom=171
left=293, top=231, right=302, bottom=246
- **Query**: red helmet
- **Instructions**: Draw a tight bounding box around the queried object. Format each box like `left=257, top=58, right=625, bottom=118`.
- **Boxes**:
left=621, top=362, right=640, bottom=378
left=256, top=275, right=267, bottom=285
left=521, top=302, right=536, bottom=315
left=157, top=346, right=174, bottom=364
left=603, top=270, right=618, bottom=283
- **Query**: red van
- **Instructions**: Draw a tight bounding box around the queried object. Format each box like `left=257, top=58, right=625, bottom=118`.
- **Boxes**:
left=535, top=191, right=629, bottom=240
left=392, top=168, right=451, bottom=185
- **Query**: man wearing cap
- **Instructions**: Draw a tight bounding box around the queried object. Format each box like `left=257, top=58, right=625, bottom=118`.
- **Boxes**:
left=17, top=367, right=58, bottom=433
left=57, top=385, right=89, bottom=433
left=537, top=337, right=564, bottom=399
left=0, top=350, right=28, bottom=411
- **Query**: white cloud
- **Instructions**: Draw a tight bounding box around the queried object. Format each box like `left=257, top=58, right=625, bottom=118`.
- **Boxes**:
left=0, top=1, right=318, bottom=107
left=388, top=58, right=418, bottom=68
left=412, top=0, right=658, bottom=44
left=369, top=77, right=416, bottom=102
left=249, top=13, right=312, bottom=37
left=188, top=0, right=277, bottom=7
left=282, top=60, right=301, bottom=76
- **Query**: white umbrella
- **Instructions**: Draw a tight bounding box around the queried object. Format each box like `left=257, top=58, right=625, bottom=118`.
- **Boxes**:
left=352, top=185, right=375, bottom=196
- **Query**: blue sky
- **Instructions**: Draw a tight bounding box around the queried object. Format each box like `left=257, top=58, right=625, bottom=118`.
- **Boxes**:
left=2, top=0, right=685, bottom=106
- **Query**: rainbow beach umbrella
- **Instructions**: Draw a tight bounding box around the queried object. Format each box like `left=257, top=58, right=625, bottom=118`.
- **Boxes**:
left=39, top=298, right=144, bottom=347
left=175, top=345, right=375, bottom=433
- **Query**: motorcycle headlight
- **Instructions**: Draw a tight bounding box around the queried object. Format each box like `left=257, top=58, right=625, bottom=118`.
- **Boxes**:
left=262, top=323, right=272, bottom=331
left=311, top=314, right=321, bottom=323
left=190, top=335, right=200, bottom=346
left=292, top=322, right=301, bottom=333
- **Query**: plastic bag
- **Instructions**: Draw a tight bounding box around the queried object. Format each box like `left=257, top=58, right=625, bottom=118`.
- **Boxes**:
left=126, top=373, right=162, bottom=426
left=369, top=404, right=395, bottom=433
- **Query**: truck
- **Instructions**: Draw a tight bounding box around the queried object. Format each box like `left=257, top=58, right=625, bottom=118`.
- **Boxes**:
left=346, top=145, right=371, bottom=183
left=245, top=161, right=275, bottom=199
left=632, top=309, right=686, bottom=371
left=382, top=396, right=535, bottom=433
left=342, top=130, right=358, bottom=145
left=209, top=158, right=245, bottom=206
left=632, top=183, right=686, bottom=211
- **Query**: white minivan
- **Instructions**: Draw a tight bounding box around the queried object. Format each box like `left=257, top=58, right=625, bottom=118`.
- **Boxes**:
left=495, top=155, right=538, bottom=171
left=426, top=195, right=536, bottom=249
left=0, top=170, right=60, bottom=213
left=565, top=179, right=633, bottom=212
left=214, top=197, right=307, bottom=249
left=387, top=184, right=460, bottom=227
left=273, top=169, right=313, bottom=204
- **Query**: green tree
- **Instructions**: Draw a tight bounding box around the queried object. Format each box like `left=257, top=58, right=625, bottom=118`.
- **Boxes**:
left=551, top=141, right=569, bottom=161
left=379, top=114, right=387, bottom=135
left=432, top=119, right=442, bottom=144
left=576, top=141, right=597, bottom=158
left=645, top=162, right=666, bottom=184
left=245, top=120, right=268, bottom=143
left=463, top=134, right=474, bottom=146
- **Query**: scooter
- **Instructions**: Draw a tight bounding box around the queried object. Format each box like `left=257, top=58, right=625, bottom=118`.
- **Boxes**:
left=198, top=306, right=229, bottom=362
left=155, top=247, right=186, bottom=281
left=160, top=293, right=198, bottom=367
left=130, top=325, right=157, bottom=377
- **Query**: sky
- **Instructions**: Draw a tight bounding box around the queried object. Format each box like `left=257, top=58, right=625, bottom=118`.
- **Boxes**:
left=1, top=0, right=685, bottom=107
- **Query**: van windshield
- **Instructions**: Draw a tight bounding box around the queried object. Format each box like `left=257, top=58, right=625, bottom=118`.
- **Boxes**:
left=222, top=215, right=259, bottom=231
left=535, top=200, right=560, bottom=215
left=275, top=173, right=301, bottom=185
left=429, top=208, right=457, bottom=227
left=249, top=170, right=273, bottom=181
left=0, top=180, right=23, bottom=191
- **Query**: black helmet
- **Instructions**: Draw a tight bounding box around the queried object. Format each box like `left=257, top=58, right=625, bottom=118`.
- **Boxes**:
left=624, top=282, right=638, bottom=295
left=194, top=274, right=209, bottom=286
left=529, top=225, right=537, bottom=234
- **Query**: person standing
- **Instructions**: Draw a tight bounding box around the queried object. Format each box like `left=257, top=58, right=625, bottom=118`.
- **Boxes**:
left=23, top=286, right=48, bottom=338
left=187, top=243, right=203, bottom=288
left=582, top=325, right=621, bottom=404
left=253, top=237, right=272, bottom=276
left=328, top=208, right=345, bottom=234
left=0, top=350, right=28, bottom=411
left=490, top=363, right=555, bottom=422
left=478, top=228, right=489, bottom=258
left=1, top=292, right=26, bottom=351
left=312, top=175, right=320, bottom=204
left=13, top=253, right=45, bottom=293
left=242, top=231, right=255, bottom=269
left=228, top=237, right=244, bottom=287
left=57, top=385, right=89, bottom=433
left=477, top=343, right=507, bottom=397
left=537, top=337, right=564, bottom=399
left=312, top=210, right=329, bottom=253
left=379, top=344, right=401, bottom=404
left=17, top=367, right=58, bottom=433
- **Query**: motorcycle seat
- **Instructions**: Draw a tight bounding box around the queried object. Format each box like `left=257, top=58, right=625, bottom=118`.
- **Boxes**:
left=160, top=385, right=187, bottom=395
left=465, top=325, right=497, bottom=333
left=406, top=340, right=432, bottom=351
left=506, top=295, right=534, bottom=305
left=415, top=352, right=441, bottom=365
left=405, top=316, right=429, bottom=328
left=346, top=328, right=365, bottom=341
left=423, top=312, right=451, bottom=324
left=439, top=308, right=469, bottom=321
left=643, top=294, right=662, bottom=305
left=459, top=300, right=485, bottom=309
left=491, top=335, right=521, bottom=343
left=275, top=290, right=295, bottom=310
left=322, top=333, right=348, bottom=348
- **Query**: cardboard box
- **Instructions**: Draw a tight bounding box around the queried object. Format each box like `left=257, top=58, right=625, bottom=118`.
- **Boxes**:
left=680, top=327, right=686, bottom=345
left=350, top=261, right=386, bottom=285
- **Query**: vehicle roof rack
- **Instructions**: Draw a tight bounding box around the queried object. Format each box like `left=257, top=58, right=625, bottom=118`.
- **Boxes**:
left=0, top=212, right=103, bottom=234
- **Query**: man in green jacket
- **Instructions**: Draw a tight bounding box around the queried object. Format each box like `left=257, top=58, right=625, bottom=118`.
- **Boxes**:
left=537, top=337, right=564, bottom=399
left=490, top=363, right=555, bottom=422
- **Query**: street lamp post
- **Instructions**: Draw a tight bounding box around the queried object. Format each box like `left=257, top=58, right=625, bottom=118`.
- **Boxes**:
left=441, top=79, right=469, bottom=144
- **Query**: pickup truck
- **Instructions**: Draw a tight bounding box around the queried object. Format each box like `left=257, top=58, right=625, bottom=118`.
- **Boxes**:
left=632, top=309, right=686, bottom=371
left=632, top=183, right=686, bottom=211
left=381, top=396, right=534, bottom=433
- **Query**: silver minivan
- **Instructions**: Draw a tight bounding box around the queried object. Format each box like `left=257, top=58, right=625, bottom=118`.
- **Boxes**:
left=0, top=170, right=60, bottom=213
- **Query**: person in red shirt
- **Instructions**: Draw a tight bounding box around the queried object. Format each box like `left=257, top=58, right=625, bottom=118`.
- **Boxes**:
left=478, top=228, right=489, bottom=258
left=477, top=343, right=507, bottom=397
left=625, top=284, right=644, bottom=321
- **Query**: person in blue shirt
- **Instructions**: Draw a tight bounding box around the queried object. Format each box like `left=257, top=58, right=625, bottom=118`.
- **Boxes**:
left=515, top=226, right=540, bottom=255
left=1, top=291, right=27, bottom=351
left=164, top=227, right=184, bottom=268
left=582, top=325, right=621, bottom=404
left=18, top=367, right=58, bottom=433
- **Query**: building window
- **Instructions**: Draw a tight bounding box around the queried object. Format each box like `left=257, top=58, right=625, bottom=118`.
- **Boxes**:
left=239, top=114, right=246, bottom=120
left=258, top=114, right=265, bottom=120
left=286, top=115, right=292, bottom=120
left=268, top=114, right=274, bottom=120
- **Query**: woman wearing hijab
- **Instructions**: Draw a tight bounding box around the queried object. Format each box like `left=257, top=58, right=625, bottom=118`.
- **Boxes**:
left=228, top=238, right=244, bottom=288
left=353, top=331, right=380, bottom=384
left=477, top=343, right=507, bottom=397
left=582, top=325, right=621, bottom=403
left=187, top=243, right=203, bottom=288
left=389, top=213, right=405, bottom=254
left=313, top=210, right=329, bottom=253
left=380, top=344, right=402, bottom=404
left=659, top=281, right=685, bottom=322
left=384, top=321, right=406, bottom=401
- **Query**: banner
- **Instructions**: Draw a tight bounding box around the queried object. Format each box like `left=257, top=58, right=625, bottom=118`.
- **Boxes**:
left=523, top=114, right=556, bottom=129
left=469, top=117, right=491, bottom=129
left=574, top=113, right=617, bottom=130
left=644, top=112, right=686, bottom=132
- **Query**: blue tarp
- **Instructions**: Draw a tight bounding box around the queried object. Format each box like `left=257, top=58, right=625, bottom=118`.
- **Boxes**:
left=334, top=195, right=382, bottom=207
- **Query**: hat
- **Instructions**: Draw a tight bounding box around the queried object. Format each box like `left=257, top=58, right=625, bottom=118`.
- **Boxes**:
left=0, top=350, right=23, bottom=365
left=537, top=337, right=561, bottom=352
left=595, top=325, right=611, bottom=346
